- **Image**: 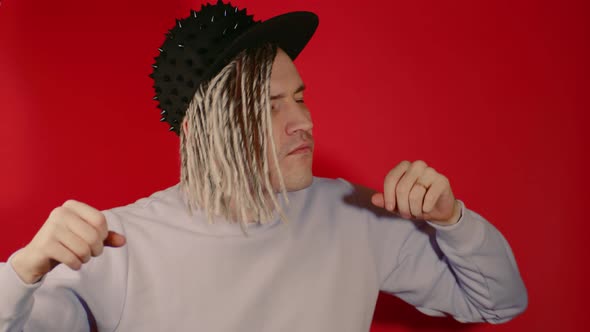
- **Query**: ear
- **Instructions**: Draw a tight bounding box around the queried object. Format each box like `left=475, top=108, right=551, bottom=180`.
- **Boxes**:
left=182, top=117, right=189, bottom=136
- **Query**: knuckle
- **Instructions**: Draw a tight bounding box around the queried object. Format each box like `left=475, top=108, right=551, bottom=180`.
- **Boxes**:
left=385, top=169, right=397, bottom=181
left=82, top=245, right=92, bottom=259
left=65, top=257, right=80, bottom=270
left=62, top=199, right=78, bottom=208
left=438, top=174, right=450, bottom=185
left=93, top=245, right=104, bottom=257
left=389, top=162, right=408, bottom=176
left=397, top=161, right=411, bottom=171
left=73, top=244, right=91, bottom=261
left=425, top=166, right=437, bottom=175
left=409, top=161, right=426, bottom=174
left=49, top=206, right=66, bottom=220
left=82, top=253, right=92, bottom=264
left=88, top=212, right=106, bottom=230
left=413, top=160, right=427, bottom=168
left=95, top=214, right=107, bottom=228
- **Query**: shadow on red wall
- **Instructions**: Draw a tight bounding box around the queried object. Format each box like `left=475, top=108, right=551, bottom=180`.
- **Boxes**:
left=373, top=293, right=473, bottom=331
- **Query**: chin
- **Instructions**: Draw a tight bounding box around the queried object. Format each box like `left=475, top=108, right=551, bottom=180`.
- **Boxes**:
left=283, top=171, right=313, bottom=191
left=270, top=167, right=313, bottom=192
left=270, top=153, right=314, bottom=192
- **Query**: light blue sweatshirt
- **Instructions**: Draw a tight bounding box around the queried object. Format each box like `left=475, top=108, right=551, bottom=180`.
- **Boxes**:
left=0, top=177, right=527, bottom=331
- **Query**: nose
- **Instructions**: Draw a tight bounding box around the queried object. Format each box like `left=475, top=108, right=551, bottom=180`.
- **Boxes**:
left=285, top=103, right=313, bottom=136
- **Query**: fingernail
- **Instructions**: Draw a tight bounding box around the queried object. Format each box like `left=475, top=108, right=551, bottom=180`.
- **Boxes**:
left=387, top=204, right=393, bottom=211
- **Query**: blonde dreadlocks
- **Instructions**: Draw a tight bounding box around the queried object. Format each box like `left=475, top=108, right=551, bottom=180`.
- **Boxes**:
left=180, top=43, right=289, bottom=235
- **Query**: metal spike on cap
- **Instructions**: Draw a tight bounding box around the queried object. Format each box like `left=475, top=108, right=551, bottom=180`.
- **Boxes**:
left=160, top=117, right=166, bottom=122
left=149, top=0, right=299, bottom=136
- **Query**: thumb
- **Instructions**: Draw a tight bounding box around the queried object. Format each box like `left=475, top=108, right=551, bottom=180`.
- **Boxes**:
left=371, top=192, right=385, bottom=208
left=103, top=231, right=127, bottom=248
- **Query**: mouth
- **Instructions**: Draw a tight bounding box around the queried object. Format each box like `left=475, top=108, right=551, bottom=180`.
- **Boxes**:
left=287, top=143, right=313, bottom=155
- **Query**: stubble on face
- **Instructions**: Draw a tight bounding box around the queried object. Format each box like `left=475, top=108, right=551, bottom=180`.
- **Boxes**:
left=266, top=49, right=315, bottom=193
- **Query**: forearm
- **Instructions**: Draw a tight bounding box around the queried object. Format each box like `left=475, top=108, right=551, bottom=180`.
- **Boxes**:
left=0, top=251, right=93, bottom=332
left=0, top=252, right=43, bottom=331
left=380, top=200, right=528, bottom=323
left=427, top=201, right=528, bottom=323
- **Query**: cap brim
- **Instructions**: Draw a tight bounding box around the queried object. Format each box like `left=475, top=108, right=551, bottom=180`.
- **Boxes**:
left=207, top=11, right=319, bottom=78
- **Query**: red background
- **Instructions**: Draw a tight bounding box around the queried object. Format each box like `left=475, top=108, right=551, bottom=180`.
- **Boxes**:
left=1, top=0, right=588, bottom=331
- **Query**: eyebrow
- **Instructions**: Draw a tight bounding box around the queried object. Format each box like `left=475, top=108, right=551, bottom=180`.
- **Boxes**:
left=270, top=84, right=306, bottom=100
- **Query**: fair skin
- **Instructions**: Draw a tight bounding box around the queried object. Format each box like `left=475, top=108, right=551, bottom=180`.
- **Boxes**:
left=265, top=48, right=315, bottom=192
left=11, top=48, right=459, bottom=285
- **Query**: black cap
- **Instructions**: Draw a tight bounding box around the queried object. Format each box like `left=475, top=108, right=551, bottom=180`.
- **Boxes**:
left=150, top=0, right=319, bottom=135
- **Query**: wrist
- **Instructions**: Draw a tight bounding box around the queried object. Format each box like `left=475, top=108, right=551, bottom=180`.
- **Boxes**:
left=11, top=249, right=44, bottom=285
left=430, top=200, right=462, bottom=226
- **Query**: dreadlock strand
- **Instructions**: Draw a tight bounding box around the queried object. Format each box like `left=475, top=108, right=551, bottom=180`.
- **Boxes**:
left=180, top=42, right=290, bottom=227
left=206, top=66, right=235, bottom=215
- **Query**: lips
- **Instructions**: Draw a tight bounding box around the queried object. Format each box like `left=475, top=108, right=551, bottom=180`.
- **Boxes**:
left=287, top=142, right=313, bottom=155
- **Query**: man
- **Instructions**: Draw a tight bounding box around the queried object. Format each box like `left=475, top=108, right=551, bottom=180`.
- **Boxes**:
left=0, top=1, right=527, bottom=331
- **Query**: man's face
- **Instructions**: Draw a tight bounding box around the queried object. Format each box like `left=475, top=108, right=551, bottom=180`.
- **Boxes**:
left=267, top=48, right=314, bottom=192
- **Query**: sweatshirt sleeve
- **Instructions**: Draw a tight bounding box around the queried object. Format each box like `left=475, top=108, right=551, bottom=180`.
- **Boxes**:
left=0, top=210, right=128, bottom=332
left=376, top=200, right=528, bottom=323
left=0, top=255, right=91, bottom=331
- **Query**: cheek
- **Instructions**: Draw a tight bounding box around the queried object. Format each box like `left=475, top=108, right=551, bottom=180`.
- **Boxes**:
left=265, top=125, right=283, bottom=162
left=269, top=118, right=285, bottom=149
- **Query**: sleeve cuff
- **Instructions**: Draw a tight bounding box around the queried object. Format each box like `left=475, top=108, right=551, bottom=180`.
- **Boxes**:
left=426, top=200, right=486, bottom=254
left=0, top=250, right=45, bottom=318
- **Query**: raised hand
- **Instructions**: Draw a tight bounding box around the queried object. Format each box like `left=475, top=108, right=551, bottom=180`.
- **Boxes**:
left=371, top=160, right=461, bottom=226
left=10, top=200, right=126, bottom=284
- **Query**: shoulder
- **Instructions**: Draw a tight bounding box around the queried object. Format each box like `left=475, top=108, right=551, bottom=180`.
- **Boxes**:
left=309, top=177, right=424, bottom=235
left=296, top=176, right=394, bottom=224
left=100, top=183, right=187, bottom=231
left=306, top=176, right=356, bottom=196
left=306, top=176, right=381, bottom=215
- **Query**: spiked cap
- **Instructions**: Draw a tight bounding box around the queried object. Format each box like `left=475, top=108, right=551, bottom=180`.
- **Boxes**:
left=150, top=0, right=319, bottom=135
